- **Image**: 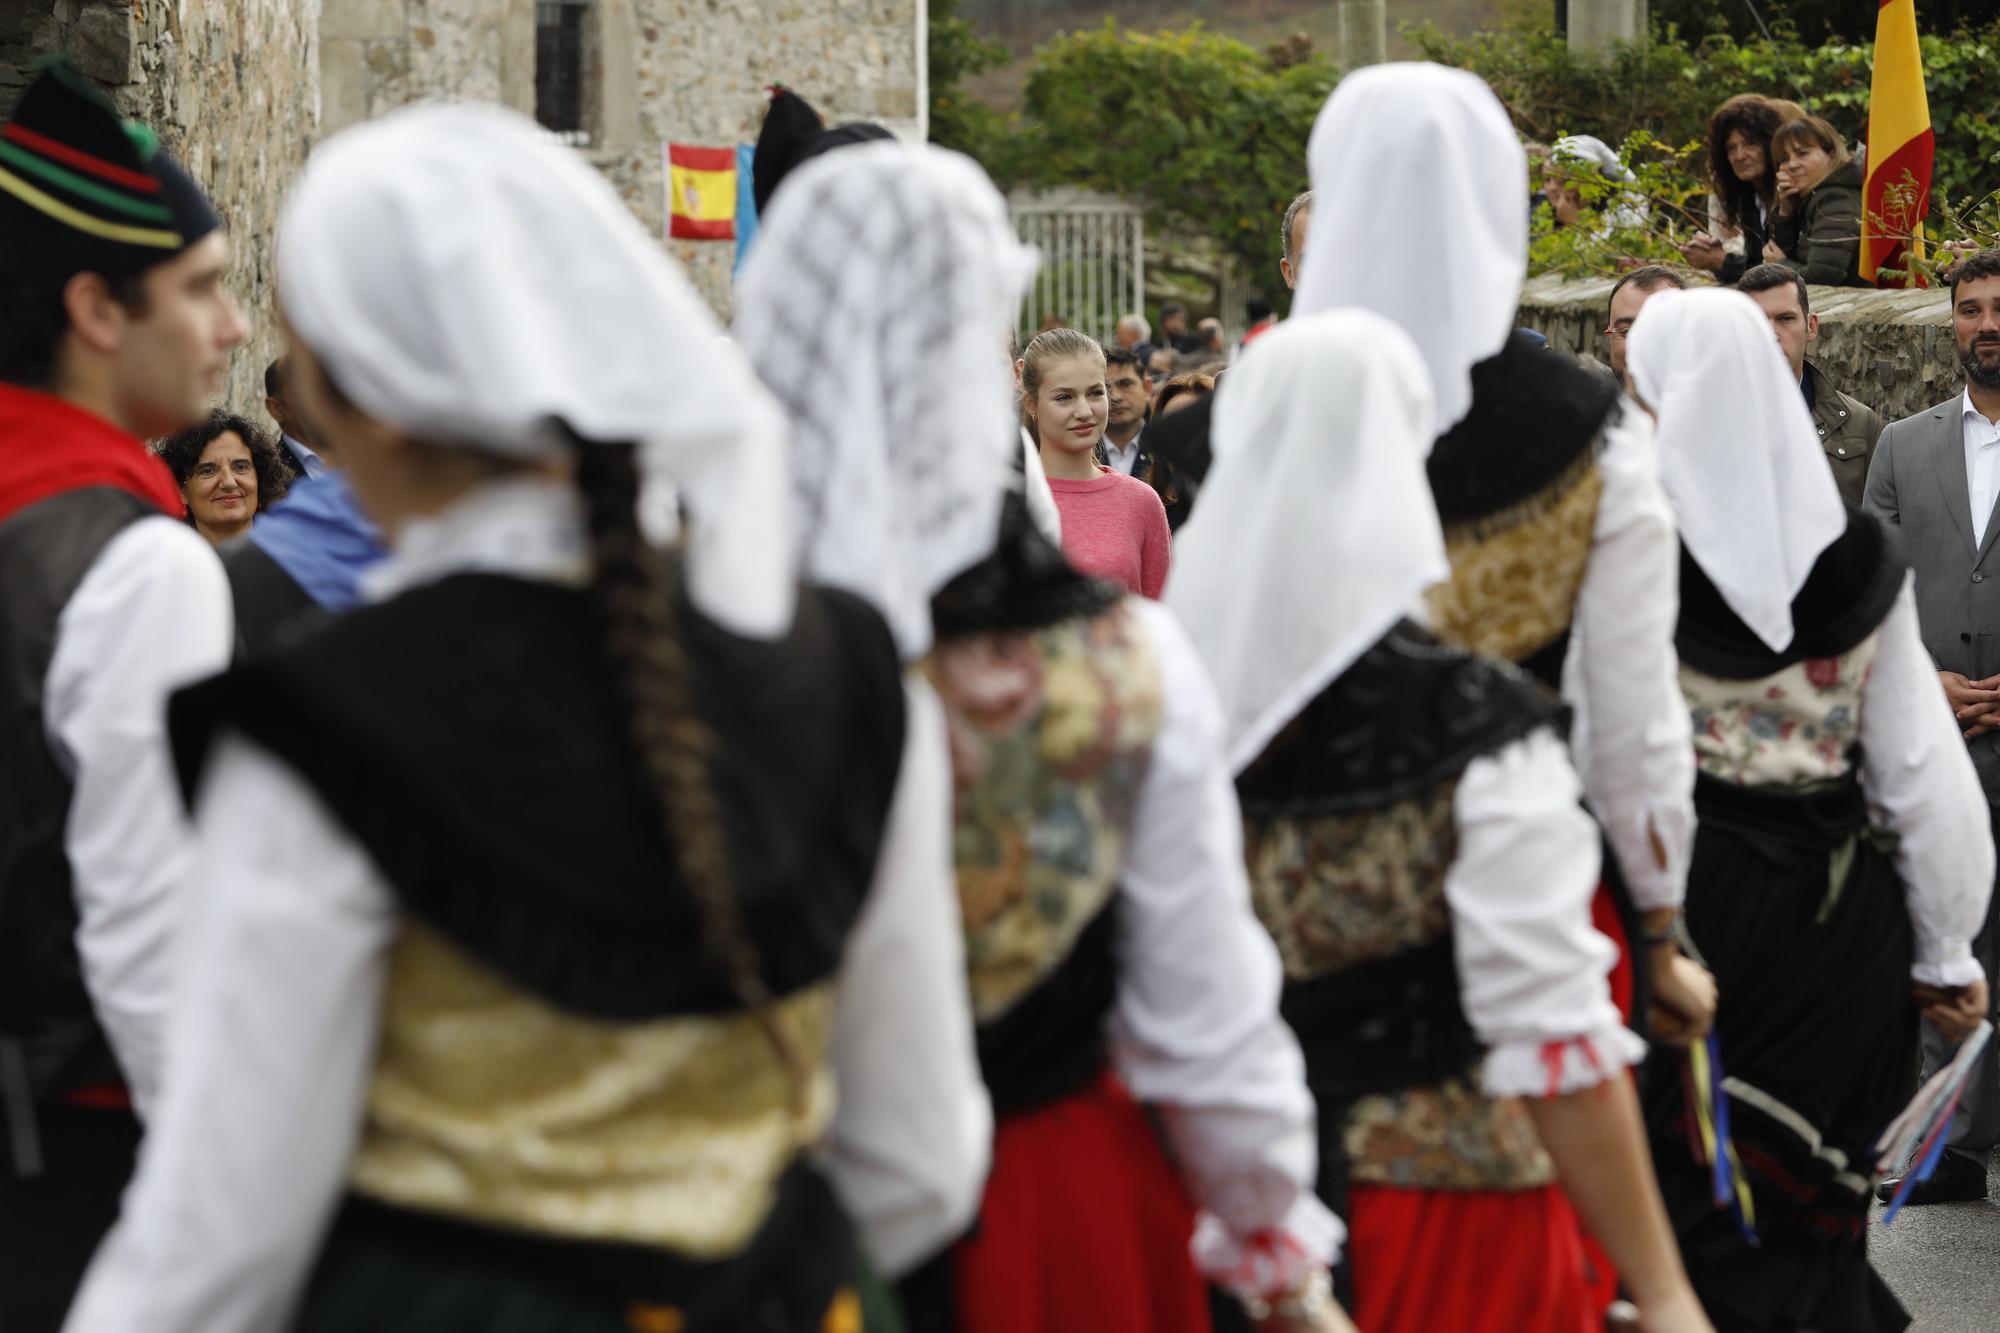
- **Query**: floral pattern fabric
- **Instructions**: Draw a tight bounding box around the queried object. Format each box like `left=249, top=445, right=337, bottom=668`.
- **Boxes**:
left=1684, top=629, right=1880, bottom=787
left=1426, top=461, right=1603, bottom=667
left=1242, top=787, right=1460, bottom=982
left=1346, top=1076, right=1555, bottom=1191
left=925, top=606, right=1162, bottom=1022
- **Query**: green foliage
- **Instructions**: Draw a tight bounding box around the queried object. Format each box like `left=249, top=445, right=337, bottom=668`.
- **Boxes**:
left=1529, top=131, right=1711, bottom=278
left=1408, top=15, right=2000, bottom=226
left=1001, top=22, right=1337, bottom=301
left=928, top=0, right=1014, bottom=165
left=1650, top=0, right=1983, bottom=46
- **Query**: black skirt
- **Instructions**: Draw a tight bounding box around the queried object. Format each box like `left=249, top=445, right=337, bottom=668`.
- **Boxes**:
left=1643, top=773, right=1916, bottom=1333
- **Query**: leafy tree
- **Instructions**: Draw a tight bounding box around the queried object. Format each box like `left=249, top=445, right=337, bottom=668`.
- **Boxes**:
left=929, top=0, right=1014, bottom=165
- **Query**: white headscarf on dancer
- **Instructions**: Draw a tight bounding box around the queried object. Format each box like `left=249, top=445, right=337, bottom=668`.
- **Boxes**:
left=1294, top=62, right=1527, bottom=431
left=1626, top=287, right=1846, bottom=652
left=277, top=103, right=795, bottom=638
left=1166, top=310, right=1446, bottom=773
left=734, top=140, right=1038, bottom=659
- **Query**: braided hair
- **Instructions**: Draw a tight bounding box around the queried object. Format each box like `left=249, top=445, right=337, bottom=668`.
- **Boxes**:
left=569, top=431, right=809, bottom=1120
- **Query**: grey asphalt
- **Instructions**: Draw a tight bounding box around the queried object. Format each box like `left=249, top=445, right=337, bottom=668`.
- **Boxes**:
left=1871, top=1148, right=2000, bottom=1332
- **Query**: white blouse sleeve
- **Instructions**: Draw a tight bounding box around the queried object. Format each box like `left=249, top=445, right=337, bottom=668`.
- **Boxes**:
left=1563, top=409, right=1697, bottom=912
left=62, top=733, right=395, bottom=1333
left=1109, top=599, right=1343, bottom=1293
left=1445, top=728, right=1648, bottom=1098
left=815, top=678, right=993, bottom=1278
left=1859, top=578, right=1996, bottom=988
left=44, top=517, right=234, bottom=1114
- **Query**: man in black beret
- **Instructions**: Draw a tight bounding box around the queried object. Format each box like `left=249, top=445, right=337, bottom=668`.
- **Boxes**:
left=0, top=57, right=242, bottom=1331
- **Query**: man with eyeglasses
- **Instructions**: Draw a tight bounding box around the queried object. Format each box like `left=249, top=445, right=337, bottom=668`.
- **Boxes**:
left=1603, top=265, right=1686, bottom=392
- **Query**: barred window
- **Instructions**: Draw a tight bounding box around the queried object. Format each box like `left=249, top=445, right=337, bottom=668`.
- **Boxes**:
left=535, top=0, right=591, bottom=146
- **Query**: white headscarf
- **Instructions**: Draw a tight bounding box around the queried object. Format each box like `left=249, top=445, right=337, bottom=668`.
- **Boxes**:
left=1626, top=287, right=1846, bottom=652
left=1166, top=310, right=1446, bottom=773
left=1294, top=63, right=1527, bottom=431
left=734, top=140, right=1038, bottom=659
left=276, top=103, right=795, bottom=638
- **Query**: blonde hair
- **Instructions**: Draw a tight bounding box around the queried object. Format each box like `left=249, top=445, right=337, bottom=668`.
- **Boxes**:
left=1018, top=327, right=1106, bottom=432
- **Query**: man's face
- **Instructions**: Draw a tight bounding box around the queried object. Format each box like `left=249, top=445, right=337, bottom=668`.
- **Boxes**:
left=1105, top=359, right=1149, bottom=429
left=1280, top=203, right=1311, bottom=290
left=1161, top=310, right=1187, bottom=340
left=1604, top=280, right=1669, bottom=384
left=101, top=233, right=247, bottom=438
left=1746, top=283, right=1816, bottom=380
left=1955, top=275, right=2000, bottom=390
left=1147, top=349, right=1174, bottom=382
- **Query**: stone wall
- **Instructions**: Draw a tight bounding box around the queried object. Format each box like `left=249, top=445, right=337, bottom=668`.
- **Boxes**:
left=1, top=0, right=322, bottom=417
left=1518, top=273, right=1960, bottom=424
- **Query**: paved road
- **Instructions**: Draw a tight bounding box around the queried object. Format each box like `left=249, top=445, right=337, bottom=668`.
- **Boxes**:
left=1872, top=1148, right=2000, bottom=1332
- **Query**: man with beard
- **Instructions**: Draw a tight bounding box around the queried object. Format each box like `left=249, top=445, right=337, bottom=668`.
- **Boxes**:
left=1863, top=246, right=2000, bottom=1204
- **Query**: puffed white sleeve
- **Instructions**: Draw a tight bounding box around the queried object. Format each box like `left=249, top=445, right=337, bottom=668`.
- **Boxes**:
left=1108, top=599, right=1343, bottom=1297
left=45, top=516, right=234, bottom=1115
left=1563, top=408, right=1697, bottom=912
left=62, top=733, right=395, bottom=1333
left=1859, top=577, right=1995, bottom=988
left=815, top=678, right=993, bottom=1277
left=1446, top=728, right=1649, bottom=1098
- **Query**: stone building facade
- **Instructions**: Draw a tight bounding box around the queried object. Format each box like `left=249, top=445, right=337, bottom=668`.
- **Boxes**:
left=2, top=0, right=922, bottom=415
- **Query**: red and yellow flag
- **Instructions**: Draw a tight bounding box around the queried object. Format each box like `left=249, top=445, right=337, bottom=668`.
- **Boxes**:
left=667, top=143, right=735, bottom=241
left=1861, top=0, right=1933, bottom=287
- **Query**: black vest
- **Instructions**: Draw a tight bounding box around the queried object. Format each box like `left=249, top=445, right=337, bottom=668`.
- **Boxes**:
left=1677, top=506, right=1907, bottom=680
left=170, top=573, right=908, bottom=1019
left=219, top=537, right=329, bottom=661
left=0, top=487, right=155, bottom=1098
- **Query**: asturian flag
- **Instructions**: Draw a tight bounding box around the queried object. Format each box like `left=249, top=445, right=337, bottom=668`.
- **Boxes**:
left=667, top=143, right=736, bottom=241
left=1861, top=0, right=1933, bottom=286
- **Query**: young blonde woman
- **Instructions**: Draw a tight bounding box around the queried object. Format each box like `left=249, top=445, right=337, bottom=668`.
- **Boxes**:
left=63, top=104, right=991, bottom=1333
left=1020, top=330, right=1172, bottom=598
left=1763, top=115, right=1868, bottom=287
left=736, top=140, right=1352, bottom=1333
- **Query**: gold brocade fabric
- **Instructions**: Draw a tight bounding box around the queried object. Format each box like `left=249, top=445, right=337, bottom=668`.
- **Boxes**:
left=350, top=925, right=836, bottom=1259
left=1346, top=1078, right=1555, bottom=1190
left=1425, top=460, right=1604, bottom=666
left=1242, top=787, right=1460, bottom=982
left=1245, top=787, right=1552, bottom=1191
left=1683, top=629, right=1879, bottom=788
left=925, top=606, right=1163, bottom=1023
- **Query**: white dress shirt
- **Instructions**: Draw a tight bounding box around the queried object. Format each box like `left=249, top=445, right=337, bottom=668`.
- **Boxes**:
left=1104, top=429, right=1144, bottom=476
left=44, top=516, right=233, bottom=1115
left=1963, top=390, right=2000, bottom=547
left=64, top=480, right=993, bottom=1333
left=1561, top=407, right=1698, bottom=912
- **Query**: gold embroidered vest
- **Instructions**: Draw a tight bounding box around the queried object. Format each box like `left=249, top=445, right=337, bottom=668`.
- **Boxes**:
left=925, top=603, right=1163, bottom=1024
left=1237, top=623, right=1564, bottom=1192
left=350, top=925, right=837, bottom=1259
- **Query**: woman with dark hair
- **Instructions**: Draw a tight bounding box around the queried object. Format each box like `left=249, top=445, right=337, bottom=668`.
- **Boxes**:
left=1765, top=115, right=1869, bottom=287
left=1679, top=94, right=1799, bottom=284
left=1153, top=370, right=1216, bottom=420
left=154, top=410, right=294, bottom=546
left=64, top=104, right=990, bottom=1333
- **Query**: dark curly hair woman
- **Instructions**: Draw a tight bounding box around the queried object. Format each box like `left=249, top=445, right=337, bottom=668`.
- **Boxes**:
left=155, top=409, right=295, bottom=547
left=1677, top=93, right=1801, bottom=284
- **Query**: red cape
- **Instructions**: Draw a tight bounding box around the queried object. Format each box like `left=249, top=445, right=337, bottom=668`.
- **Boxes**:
left=0, top=382, right=185, bottom=523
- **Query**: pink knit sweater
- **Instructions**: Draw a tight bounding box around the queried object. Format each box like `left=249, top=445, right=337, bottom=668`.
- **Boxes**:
left=1046, top=469, right=1172, bottom=599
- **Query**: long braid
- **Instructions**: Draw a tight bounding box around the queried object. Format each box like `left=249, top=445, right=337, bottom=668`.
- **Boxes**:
left=570, top=433, right=810, bottom=1125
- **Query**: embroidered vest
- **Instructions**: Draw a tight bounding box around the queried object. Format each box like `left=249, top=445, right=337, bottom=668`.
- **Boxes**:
left=1237, top=622, right=1565, bottom=1191
left=925, top=600, right=1161, bottom=1110
left=170, top=572, right=906, bottom=1257
left=1677, top=508, right=1906, bottom=792
left=1424, top=331, right=1621, bottom=688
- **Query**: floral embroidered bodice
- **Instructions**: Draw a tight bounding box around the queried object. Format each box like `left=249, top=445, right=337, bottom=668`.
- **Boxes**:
left=1683, top=629, right=1879, bottom=788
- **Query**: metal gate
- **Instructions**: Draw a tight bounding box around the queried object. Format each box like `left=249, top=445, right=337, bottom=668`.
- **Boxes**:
left=1008, top=188, right=1144, bottom=346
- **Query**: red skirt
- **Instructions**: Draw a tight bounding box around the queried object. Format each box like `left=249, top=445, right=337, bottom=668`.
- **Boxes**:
left=953, top=1071, right=1210, bottom=1333
left=1347, top=1183, right=1597, bottom=1333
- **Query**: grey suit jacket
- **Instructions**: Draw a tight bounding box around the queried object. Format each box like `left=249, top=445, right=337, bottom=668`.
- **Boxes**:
left=1863, top=392, right=2000, bottom=794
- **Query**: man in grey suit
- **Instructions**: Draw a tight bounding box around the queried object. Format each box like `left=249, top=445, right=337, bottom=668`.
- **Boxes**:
left=1862, top=247, right=2000, bottom=1203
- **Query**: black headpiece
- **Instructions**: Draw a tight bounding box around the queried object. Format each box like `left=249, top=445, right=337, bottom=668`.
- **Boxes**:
left=751, top=87, right=895, bottom=215
left=0, top=57, right=221, bottom=282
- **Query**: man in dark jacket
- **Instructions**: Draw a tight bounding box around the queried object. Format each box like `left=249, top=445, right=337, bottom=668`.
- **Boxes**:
left=1739, top=263, right=1884, bottom=506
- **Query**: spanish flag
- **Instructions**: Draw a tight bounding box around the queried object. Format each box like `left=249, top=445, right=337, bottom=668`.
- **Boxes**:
left=1861, top=0, right=1933, bottom=287
left=668, top=143, right=735, bottom=241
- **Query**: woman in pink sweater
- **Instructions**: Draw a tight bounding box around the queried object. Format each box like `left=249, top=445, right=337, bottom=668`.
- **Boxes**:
left=1021, top=329, right=1172, bottom=598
